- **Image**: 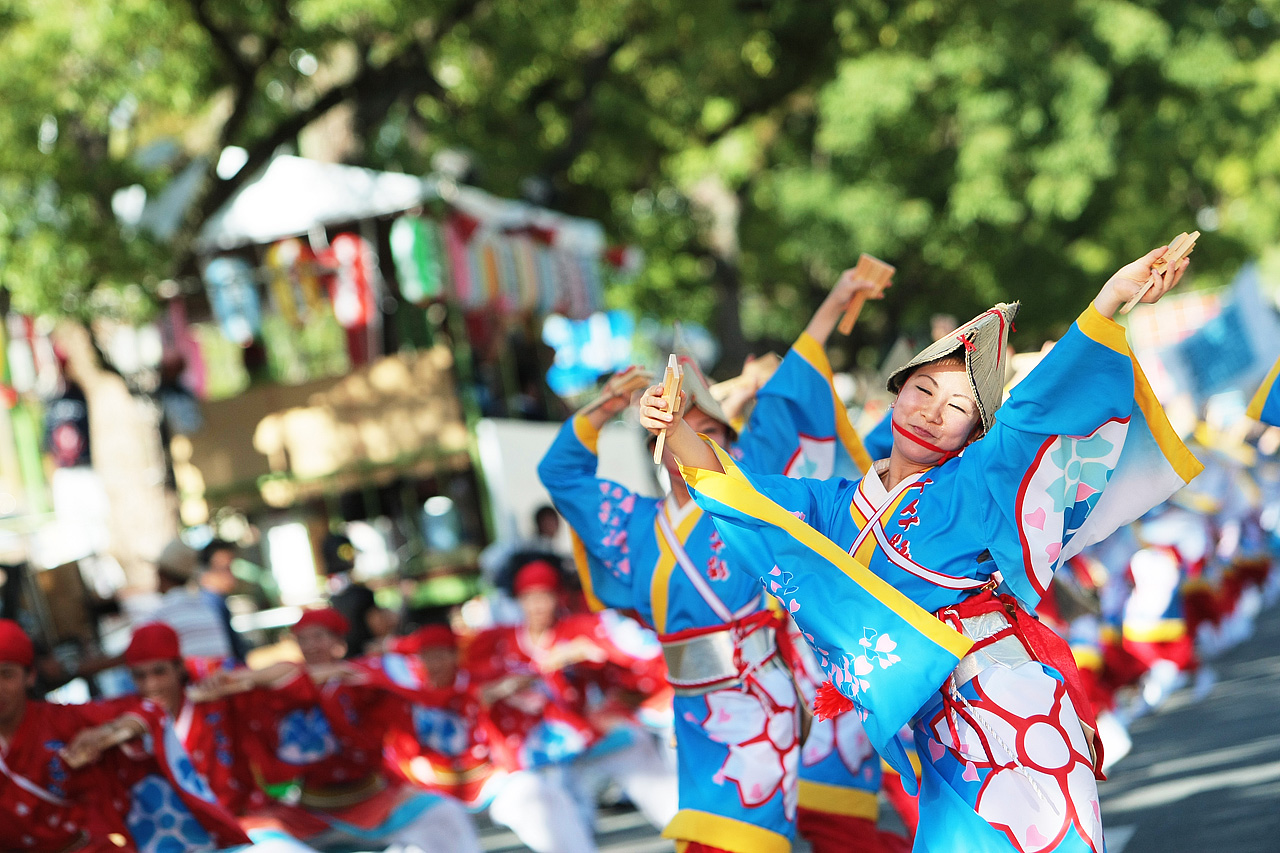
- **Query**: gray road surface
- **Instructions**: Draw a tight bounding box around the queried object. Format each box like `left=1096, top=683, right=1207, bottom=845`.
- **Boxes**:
left=1100, top=599, right=1280, bottom=853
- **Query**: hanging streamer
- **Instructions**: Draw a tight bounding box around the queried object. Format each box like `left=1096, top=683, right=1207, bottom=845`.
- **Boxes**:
left=390, top=217, right=444, bottom=305
left=202, top=256, right=262, bottom=347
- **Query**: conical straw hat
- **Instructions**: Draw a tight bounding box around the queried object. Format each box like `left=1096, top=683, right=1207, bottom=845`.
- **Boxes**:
left=675, top=354, right=731, bottom=427
left=886, top=302, right=1020, bottom=433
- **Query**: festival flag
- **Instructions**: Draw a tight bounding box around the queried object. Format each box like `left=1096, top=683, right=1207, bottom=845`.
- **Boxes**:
left=1247, top=355, right=1280, bottom=426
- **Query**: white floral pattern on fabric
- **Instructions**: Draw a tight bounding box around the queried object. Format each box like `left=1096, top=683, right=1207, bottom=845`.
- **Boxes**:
left=926, top=662, right=1103, bottom=853
left=700, top=665, right=800, bottom=820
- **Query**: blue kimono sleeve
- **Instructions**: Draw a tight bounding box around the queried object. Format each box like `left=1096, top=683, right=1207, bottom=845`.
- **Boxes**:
left=955, top=304, right=1202, bottom=610
left=733, top=333, right=872, bottom=478
left=537, top=416, right=642, bottom=611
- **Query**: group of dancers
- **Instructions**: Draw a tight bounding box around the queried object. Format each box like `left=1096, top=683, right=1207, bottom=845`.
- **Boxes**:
left=3, top=241, right=1279, bottom=853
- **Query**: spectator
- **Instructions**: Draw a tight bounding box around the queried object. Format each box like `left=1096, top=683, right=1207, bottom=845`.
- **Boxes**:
left=322, top=531, right=389, bottom=657
left=146, top=538, right=232, bottom=662
left=199, top=539, right=249, bottom=664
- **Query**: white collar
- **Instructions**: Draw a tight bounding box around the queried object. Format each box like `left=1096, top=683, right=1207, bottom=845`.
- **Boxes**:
left=663, top=493, right=699, bottom=527
left=860, top=459, right=892, bottom=505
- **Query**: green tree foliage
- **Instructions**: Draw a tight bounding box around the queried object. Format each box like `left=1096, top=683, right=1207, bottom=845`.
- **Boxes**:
left=1, top=0, right=1278, bottom=367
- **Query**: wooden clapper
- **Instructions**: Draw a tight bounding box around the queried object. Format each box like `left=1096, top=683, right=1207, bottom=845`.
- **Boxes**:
left=838, top=254, right=896, bottom=335
left=1119, top=231, right=1200, bottom=315
left=652, top=355, right=685, bottom=463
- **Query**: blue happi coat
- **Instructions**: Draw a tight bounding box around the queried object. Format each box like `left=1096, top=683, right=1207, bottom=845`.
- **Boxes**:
left=683, top=305, right=1203, bottom=852
left=538, top=333, right=868, bottom=853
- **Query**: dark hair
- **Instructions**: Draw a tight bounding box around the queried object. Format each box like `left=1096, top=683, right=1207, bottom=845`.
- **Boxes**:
left=533, top=505, right=558, bottom=525
left=200, top=539, right=237, bottom=567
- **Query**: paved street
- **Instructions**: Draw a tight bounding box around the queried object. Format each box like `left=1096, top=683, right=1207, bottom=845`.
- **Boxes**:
left=1100, top=600, right=1280, bottom=853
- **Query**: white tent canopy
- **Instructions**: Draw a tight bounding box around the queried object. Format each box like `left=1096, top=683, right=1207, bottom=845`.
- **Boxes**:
left=194, top=154, right=605, bottom=254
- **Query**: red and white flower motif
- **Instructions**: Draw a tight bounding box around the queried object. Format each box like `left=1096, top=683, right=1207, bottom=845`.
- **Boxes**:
left=701, top=666, right=800, bottom=821
left=925, top=661, right=1103, bottom=853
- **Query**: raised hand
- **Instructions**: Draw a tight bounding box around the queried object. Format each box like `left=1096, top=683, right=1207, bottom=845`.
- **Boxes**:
left=1095, top=244, right=1192, bottom=318
left=580, top=365, right=653, bottom=429
left=637, top=384, right=686, bottom=438
left=807, top=261, right=894, bottom=344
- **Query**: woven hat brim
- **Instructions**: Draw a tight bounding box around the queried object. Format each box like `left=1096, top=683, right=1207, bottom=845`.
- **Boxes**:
left=886, top=302, right=1020, bottom=432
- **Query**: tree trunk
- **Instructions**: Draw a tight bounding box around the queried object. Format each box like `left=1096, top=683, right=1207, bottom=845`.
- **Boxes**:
left=688, top=176, right=749, bottom=376
left=54, top=321, right=177, bottom=590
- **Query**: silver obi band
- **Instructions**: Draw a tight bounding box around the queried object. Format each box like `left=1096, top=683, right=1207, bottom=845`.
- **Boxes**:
left=662, top=626, right=777, bottom=696
left=950, top=609, right=1032, bottom=691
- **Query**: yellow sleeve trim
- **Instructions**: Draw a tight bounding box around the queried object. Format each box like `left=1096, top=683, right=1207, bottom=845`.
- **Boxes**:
left=881, top=746, right=922, bottom=778
left=1248, top=357, right=1280, bottom=420
left=793, top=332, right=832, bottom=378
left=1071, top=647, right=1103, bottom=673
left=1075, top=305, right=1202, bottom=484
left=1131, top=346, right=1204, bottom=484
left=1122, top=618, right=1187, bottom=644
left=797, top=781, right=880, bottom=820
left=792, top=333, right=872, bottom=474
left=662, top=808, right=792, bottom=853
left=572, top=414, right=600, bottom=455
left=570, top=530, right=606, bottom=612
left=680, top=444, right=972, bottom=660
left=1077, top=303, right=1129, bottom=355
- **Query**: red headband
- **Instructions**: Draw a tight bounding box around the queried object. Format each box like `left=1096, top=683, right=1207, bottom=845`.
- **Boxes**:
left=125, top=623, right=182, bottom=666
left=293, top=608, right=350, bottom=638
left=0, top=619, right=33, bottom=668
left=395, top=624, right=457, bottom=655
left=513, top=560, right=562, bottom=596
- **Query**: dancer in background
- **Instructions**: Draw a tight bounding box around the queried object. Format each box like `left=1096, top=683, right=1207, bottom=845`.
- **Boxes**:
left=123, top=622, right=325, bottom=848
left=0, top=619, right=252, bottom=853
left=240, top=608, right=483, bottom=853
left=464, top=561, right=677, bottom=845
left=384, top=622, right=603, bottom=853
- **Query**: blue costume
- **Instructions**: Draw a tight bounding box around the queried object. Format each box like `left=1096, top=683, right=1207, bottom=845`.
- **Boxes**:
left=538, top=334, right=865, bottom=853
left=682, top=305, right=1202, bottom=853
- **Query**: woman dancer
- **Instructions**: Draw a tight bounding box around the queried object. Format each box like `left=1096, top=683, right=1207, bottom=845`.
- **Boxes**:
left=639, top=246, right=1202, bottom=852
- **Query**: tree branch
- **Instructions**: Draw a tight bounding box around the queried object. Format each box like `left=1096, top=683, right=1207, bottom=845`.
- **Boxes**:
left=541, top=37, right=628, bottom=178
left=184, top=0, right=252, bottom=85
left=169, top=0, right=486, bottom=274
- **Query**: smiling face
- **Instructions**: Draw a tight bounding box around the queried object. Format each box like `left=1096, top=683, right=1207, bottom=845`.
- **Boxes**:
left=890, top=359, right=982, bottom=466
left=129, top=658, right=186, bottom=715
